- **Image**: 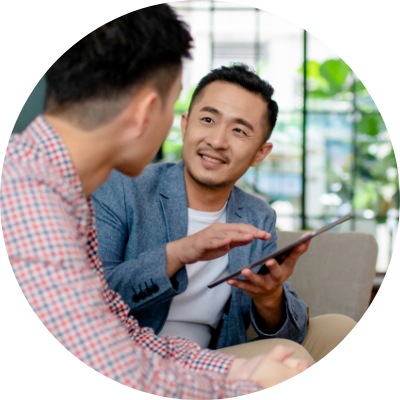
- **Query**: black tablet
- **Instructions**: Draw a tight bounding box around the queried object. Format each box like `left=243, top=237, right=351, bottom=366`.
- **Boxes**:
left=208, top=213, right=352, bottom=288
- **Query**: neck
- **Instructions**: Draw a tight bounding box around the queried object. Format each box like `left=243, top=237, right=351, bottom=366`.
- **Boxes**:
left=184, top=168, right=232, bottom=212
left=44, top=114, right=115, bottom=197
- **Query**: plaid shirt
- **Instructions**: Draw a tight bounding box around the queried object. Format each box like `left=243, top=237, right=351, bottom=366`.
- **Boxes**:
left=0, top=116, right=262, bottom=398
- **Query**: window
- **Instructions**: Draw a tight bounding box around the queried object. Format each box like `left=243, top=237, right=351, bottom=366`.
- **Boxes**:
left=166, top=0, right=398, bottom=273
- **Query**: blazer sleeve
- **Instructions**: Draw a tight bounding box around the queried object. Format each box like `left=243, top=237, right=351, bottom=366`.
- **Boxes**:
left=92, top=172, right=188, bottom=312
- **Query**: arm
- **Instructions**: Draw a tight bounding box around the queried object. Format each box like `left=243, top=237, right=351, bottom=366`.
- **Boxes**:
left=93, top=172, right=189, bottom=312
left=2, top=140, right=309, bottom=398
left=3, top=191, right=306, bottom=397
left=93, top=173, right=272, bottom=313
left=224, top=199, right=309, bottom=342
left=229, top=238, right=311, bottom=341
left=9, top=255, right=264, bottom=398
left=1, top=169, right=262, bottom=398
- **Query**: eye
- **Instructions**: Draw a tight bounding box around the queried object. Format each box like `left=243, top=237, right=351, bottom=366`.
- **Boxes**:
left=201, top=117, right=214, bottom=124
left=233, top=127, right=248, bottom=137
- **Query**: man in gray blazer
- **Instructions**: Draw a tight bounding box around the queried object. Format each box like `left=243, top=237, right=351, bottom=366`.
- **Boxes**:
left=93, top=64, right=354, bottom=362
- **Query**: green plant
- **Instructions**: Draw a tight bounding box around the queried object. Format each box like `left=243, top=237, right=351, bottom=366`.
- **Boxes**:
left=302, top=58, right=398, bottom=217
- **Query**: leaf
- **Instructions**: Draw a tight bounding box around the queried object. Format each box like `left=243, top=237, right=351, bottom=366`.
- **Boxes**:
left=320, top=59, right=351, bottom=87
left=356, top=112, right=384, bottom=136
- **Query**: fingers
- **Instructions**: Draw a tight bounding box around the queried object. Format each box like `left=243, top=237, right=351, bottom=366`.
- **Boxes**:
left=291, top=234, right=312, bottom=257
left=225, top=223, right=271, bottom=242
left=228, top=265, right=283, bottom=297
left=241, top=268, right=268, bottom=285
left=227, top=278, right=263, bottom=296
left=214, top=222, right=271, bottom=239
left=265, top=258, right=282, bottom=276
left=266, top=345, right=295, bottom=361
left=282, top=357, right=309, bottom=372
left=271, top=235, right=312, bottom=275
left=242, top=345, right=306, bottom=388
left=176, top=223, right=272, bottom=265
left=228, top=269, right=265, bottom=293
left=266, top=345, right=309, bottom=373
left=199, top=222, right=271, bottom=253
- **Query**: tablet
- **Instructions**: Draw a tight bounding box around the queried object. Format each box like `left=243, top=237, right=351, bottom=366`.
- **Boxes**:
left=207, top=213, right=352, bottom=288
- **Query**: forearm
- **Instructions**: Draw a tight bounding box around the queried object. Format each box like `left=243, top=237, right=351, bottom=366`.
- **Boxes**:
left=12, top=257, right=260, bottom=398
left=251, top=284, right=308, bottom=342
left=253, top=285, right=285, bottom=332
left=128, top=324, right=263, bottom=396
left=165, top=239, right=186, bottom=277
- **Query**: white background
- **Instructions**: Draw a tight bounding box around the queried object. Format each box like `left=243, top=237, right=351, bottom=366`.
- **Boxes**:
left=0, top=0, right=399, bottom=399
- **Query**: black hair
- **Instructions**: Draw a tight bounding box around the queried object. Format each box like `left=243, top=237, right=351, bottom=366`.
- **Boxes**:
left=188, top=64, right=278, bottom=140
left=44, top=4, right=193, bottom=122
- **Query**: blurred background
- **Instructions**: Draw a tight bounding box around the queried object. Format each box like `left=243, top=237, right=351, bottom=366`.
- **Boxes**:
left=12, top=0, right=399, bottom=281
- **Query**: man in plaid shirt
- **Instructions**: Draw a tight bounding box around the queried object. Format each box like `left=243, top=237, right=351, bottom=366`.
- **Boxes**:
left=0, top=5, right=308, bottom=398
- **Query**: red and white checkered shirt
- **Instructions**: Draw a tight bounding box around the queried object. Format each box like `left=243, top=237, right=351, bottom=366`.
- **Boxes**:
left=1, top=116, right=262, bottom=398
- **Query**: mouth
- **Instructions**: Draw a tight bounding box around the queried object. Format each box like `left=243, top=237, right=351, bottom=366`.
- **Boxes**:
left=198, top=151, right=227, bottom=165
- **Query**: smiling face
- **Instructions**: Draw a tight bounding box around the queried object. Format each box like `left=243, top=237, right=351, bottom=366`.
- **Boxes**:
left=181, top=81, right=273, bottom=194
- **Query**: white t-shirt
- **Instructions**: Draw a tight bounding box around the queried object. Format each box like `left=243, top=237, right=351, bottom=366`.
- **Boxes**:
left=159, top=205, right=231, bottom=347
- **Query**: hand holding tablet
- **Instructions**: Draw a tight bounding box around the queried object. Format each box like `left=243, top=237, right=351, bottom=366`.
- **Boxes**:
left=208, top=214, right=352, bottom=288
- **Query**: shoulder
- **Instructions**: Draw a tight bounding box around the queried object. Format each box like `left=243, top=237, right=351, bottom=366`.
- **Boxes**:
left=3, top=135, right=66, bottom=200
left=94, top=162, right=179, bottom=198
left=136, top=162, right=176, bottom=183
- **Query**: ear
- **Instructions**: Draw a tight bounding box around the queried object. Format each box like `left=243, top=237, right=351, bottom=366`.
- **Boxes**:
left=251, top=142, right=273, bottom=167
left=126, top=87, right=159, bottom=137
left=181, top=112, right=188, bottom=140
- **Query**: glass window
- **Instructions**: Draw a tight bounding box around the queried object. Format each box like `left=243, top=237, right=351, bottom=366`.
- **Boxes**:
left=167, top=0, right=398, bottom=273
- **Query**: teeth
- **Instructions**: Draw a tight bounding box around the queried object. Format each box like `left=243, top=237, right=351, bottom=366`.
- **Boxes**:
left=202, top=155, right=223, bottom=164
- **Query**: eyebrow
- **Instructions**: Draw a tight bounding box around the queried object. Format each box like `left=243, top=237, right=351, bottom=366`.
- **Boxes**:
left=199, top=106, right=255, bottom=132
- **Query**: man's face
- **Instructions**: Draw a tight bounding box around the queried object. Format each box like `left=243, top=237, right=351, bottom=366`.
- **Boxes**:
left=181, top=81, right=273, bottom=190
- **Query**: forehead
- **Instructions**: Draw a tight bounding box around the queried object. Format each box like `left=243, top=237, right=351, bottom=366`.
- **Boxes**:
left=191, top=81, right=268, bottom=128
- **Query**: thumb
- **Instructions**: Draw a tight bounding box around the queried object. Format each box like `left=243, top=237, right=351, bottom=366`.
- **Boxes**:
left=267, top=345, right=295, bottom=362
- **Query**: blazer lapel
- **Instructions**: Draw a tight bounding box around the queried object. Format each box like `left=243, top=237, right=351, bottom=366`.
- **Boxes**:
left=226, top=188, right=252, bottom=273
left=159, top=162, right=188, bottom=242
left=158, top=166, right=253, bottom=272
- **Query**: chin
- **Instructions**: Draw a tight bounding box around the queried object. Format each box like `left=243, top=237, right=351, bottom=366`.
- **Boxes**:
left=195, top=175, right=231, bottom=189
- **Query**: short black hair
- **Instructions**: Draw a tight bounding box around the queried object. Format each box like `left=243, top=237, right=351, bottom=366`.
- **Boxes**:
left=44, top=4, right=193, bottom=123
left=189, top=64, right=278, bottom=140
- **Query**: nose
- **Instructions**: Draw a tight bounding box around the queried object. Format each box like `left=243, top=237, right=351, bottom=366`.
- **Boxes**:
left=205, top=124, right=228, bottom=150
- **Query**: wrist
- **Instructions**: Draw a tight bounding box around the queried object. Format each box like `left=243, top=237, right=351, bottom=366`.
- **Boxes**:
left=253, top=286, right=285, bottom=332
left=228, top=356, right=261, bottom=381
left=254, top=285, right=283, bottom=311
left=166, top=241, right=185, bottom=277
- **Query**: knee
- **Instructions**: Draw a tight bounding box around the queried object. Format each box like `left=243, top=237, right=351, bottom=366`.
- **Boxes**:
left=303, top=314, right=356, bottom=362
left=310, top=313, right=357, bottom=333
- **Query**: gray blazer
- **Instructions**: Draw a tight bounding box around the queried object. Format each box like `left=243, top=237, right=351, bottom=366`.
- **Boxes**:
left=93, top=161, right=308, bottom=348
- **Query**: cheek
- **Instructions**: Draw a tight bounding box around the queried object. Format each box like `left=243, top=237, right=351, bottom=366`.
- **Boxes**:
left=234, top=148, right=259, bottom=168
left=186, top=128, right=208, bottom=145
